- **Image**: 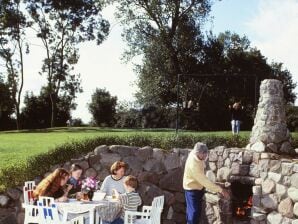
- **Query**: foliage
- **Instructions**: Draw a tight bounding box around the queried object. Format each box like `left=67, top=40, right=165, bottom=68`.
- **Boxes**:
left=21, top=87, right=75, bottom=129
left=0, top=75, right=15, bottom=130
left=286, top=105, right=298, bottom=132
left=88, top=88, right=117, bottom=127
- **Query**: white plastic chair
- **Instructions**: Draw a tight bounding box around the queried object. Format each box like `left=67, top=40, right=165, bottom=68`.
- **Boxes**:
left=23, top=204, right=40, bottom=224
left=23, top=181, right=36, bottom=204
left=124, top=195, right=164, bottom=224
left=68, top=215, right=85, bottom=224
left=38, top=196, right=61, bottom=224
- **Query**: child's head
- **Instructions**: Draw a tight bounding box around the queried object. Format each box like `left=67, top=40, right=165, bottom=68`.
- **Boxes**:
left=70, top=164, right=83, bottom=180
left=124, top=175, right=138, bottom=191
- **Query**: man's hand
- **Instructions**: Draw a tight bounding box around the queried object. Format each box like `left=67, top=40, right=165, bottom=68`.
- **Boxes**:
left=219, top=189, right=229, bottom=199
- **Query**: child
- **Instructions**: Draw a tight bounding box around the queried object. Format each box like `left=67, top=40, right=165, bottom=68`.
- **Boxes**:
left=111, top=175, right=142, bottom=224
left=67, top=164, right=83, bottom=195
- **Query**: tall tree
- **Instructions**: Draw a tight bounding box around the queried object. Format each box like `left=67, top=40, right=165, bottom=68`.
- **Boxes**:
left=0, top=0, right=28, bottom=129
left=114, top=0, right=212, bottom=105
left=25, top=0, right=110, bottom=127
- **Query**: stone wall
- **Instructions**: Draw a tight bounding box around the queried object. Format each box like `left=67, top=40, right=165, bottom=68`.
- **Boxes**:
left=0, top=144, right=298, bottom=224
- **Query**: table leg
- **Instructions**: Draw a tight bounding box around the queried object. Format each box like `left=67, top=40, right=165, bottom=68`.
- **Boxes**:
left=90, top=208, right=95, bottom=224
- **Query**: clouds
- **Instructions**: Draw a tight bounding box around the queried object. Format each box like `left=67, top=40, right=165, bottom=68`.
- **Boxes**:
left=247, top=0, right=298, bottom=101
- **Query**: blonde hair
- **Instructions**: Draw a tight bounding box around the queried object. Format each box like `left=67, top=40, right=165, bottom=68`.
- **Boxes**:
left=124, top=175, right=138, bottom=189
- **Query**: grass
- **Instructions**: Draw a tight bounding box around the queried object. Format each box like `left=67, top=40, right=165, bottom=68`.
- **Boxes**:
left=0, top=127, right=251, bottom=169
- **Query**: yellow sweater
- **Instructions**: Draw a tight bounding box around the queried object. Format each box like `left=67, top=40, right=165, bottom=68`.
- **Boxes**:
left=183, top=150, right=222, bottom=193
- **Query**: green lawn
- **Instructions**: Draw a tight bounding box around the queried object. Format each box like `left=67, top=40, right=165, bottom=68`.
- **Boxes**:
left=0, top=127, right=296, bottom=170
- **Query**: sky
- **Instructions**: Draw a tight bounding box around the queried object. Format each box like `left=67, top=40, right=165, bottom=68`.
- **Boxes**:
left=11, top=0, right=298, bottom=123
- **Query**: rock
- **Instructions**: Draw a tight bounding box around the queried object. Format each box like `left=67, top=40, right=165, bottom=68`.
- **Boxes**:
left=266, top=143, right=278, bottom=153
left=293, top=164, right=298, bottom=173
left=275, top=184, right=287, bottom=200
left=267, top=211, right=283, bottom=224
left=288, top=187, right=298, bottom=202
left=261, top=194, right=278, bottom=210
left=99, top=153, right=121, bottom=169
left=278, top=197, right=293, bottom=218
left=109, top=145, right=138, bottom=157
left=6, top=188, right=21, bottom=201
left=88, top=155, right=101, bottom=171
left=135, top=146, right=153, bottom=162
left=224, top=158, right=231, bottom=168
left=280, top=141, right=292, bottom=154
left=137, top=172, right=160, bottom=185
left=231, top=162, right=240, bottom=175
left=283, top=176, right=291, bottom=187
left=239, top=165, right=250, bottom=176
left=77, top=160, right=89, bottom=170
left=216, top=167, right=231, bottom=182
left=262, top=179, right=276, bottom=194
left=17, top=212, right=25, bottom=224
left=293, top=219, right=298, bottom=224
left=164, top=153, right=180, bottom=171
left=205, top=193, right=220, bottom=204
left=143, top=159, right=166, bottom=174
left=98, top=169, right=110, bottom=181
left=123, top=156, right=143, bottom=172
left=84, top=168, right=97, bottom=178
left=252, top=195, right=261, bottom=207
left=174, top=192, right=185, bottom=203
left=208, top=151, right=218, bottom=162
left=208, top=162, right=217, bottom=171
left=167, top=206, right=174, bottom=220
left=152, top=148, right=165, bottom=161
left=291, top=173, right=298, bottom=188
left=252, top=186, right=262, bottom=195
left=94, top=145, right=109, bottom=155
left=281, top=162, right=293, bottom=176
left=258, top=159, right=269, bottom=172
left=206, top=171, right=216, bottom=183
left=269, top=160, right=281, bottom=172
left=0, top=195, right=10, bottom=207
left=249, top=164, right=260, bottom=177
left=252, top=213, right=266, bottom=221
left=242, top=151, right=253, bottom=164
left=138, top=182, right=164, bottom=205
left=268, top=172, right=282, bottom=183
left=250, top=142, right=266, bottom=152
left=159, top=168, right=183, bottom=192
left=163, top=190, right=175, bottom=206
left=293, top=202, right=298, bottom=216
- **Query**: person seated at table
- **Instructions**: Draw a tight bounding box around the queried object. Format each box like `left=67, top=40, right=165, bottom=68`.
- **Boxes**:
left=33, top=168, right=72, bottom=202
left=67, top=164, right=83, bottom=196
left=100, top=161, right=128, bottom=196
left=110, top=175, right=142, bottom=224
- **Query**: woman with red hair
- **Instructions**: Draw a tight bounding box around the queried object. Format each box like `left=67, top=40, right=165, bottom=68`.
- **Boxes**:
left=33, top=168, right=72, bottom=202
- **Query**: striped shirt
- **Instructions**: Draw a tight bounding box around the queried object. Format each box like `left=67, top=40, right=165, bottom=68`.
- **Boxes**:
left=119, top=191, right=142, bottom=219
left=100, top=175, right=126, bottom=196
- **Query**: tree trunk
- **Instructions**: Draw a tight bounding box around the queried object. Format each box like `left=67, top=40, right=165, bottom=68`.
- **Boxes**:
left=50, top=93, right=56, bottom=128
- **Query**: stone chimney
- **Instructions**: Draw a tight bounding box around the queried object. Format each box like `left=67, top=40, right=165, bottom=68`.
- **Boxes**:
left=248, top=79, right=293, bottom=154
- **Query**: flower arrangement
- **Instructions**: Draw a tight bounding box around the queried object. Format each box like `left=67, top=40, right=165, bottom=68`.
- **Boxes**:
left=80, top=177, right=98, bottom=201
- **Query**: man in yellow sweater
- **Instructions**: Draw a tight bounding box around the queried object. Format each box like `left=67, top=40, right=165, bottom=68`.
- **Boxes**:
left=183, top=142, right=228, bottom=224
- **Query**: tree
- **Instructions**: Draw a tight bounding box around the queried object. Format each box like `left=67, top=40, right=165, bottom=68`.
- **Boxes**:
left=0, top=75, right=15, bottom=130
left=25, top=0, right=110, bottom=127
left=114, top=0, right=212, bottom=106
left=0, top=0, right=29, bottom=129
left=21, top=87, right=75, bottom=129
left=88, top=88, right=117, bottom=126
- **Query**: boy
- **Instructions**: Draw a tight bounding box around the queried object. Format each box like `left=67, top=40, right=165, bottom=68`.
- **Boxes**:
left=111, top=175, right=142, bottom=224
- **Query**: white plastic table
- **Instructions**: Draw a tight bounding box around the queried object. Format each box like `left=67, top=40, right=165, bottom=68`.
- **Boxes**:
left=57, top=198, right=121, bottom=224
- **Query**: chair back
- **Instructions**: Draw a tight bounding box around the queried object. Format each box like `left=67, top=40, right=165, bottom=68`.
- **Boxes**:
left=23, top=204, right=40, bottom=224
left=38, top=196, right=60, bottom=224
left=23, top=181, right=36, bottom=204
left=149, top=196, right=164, bottom=224
left=69, top=215, right=84, bottom=224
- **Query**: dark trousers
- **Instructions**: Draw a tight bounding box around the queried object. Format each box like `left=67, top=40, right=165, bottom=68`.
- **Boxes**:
left=185, top=189, right=205, bottom=224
